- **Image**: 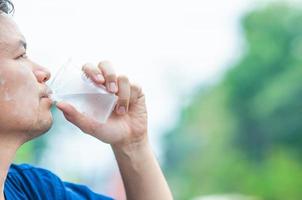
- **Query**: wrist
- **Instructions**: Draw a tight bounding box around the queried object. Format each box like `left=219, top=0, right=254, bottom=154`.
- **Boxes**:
left=111, top=133, right=149, bottom=152
left=111, top=136, right=154, bottom=167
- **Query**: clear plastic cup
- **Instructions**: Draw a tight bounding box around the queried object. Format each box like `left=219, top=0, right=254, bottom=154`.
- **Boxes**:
left=49, top=59, right=118, bottom=123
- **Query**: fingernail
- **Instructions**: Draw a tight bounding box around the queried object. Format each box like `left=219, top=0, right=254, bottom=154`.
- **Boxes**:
left=95, top=74, right=104, bottom=82
left=109, top=82, right=117, bottom=93
left=118, top=106, right=126, bottom=114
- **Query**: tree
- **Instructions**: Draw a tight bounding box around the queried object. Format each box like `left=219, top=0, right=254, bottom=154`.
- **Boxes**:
left=163, top=3, right=302, bottom=200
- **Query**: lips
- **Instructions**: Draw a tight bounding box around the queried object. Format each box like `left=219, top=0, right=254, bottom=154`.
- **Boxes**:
left=40, top=87, right=53, bottom=99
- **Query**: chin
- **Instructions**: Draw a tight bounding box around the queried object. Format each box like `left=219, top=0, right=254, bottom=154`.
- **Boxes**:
left=38, top=115, right=53, bottom=134
left=39, top=118, right=53, bottom=133
left=26, top=114, right=53, bottom=140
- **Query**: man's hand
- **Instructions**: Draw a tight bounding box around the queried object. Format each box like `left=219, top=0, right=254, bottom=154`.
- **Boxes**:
left=56, top=61, right=148, bottom=147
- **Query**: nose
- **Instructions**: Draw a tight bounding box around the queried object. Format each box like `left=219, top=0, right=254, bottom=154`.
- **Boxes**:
left=33, top=65, right=51, bottom=83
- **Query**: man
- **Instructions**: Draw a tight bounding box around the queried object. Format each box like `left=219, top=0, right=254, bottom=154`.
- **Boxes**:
left=0, top=0, right=173, bottom=199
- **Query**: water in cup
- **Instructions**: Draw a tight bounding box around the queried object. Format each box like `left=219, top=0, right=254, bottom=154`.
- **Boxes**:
left=49, top=59, right=118, bottom=123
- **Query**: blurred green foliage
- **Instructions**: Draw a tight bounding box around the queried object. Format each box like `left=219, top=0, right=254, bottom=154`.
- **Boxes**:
left=163, top=3, right=302, bottom=200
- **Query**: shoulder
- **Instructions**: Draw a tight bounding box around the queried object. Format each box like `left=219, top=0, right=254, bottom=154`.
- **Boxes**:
left=9, top=163, right=55, bottom=175
left=8, top=163, right=62, bottom=185
left=6, top=163, right=64, bottom=199
left=6, top=164, right=114, bottom=200
left=8, top=163, right=64, bottom=186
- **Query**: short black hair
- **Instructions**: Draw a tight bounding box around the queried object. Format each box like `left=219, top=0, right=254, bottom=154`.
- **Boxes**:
left=0, top=0, right=14, bottom=14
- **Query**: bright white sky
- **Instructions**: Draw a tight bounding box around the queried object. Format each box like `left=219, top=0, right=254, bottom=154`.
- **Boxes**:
left=13, top=0, right=264, bottom=193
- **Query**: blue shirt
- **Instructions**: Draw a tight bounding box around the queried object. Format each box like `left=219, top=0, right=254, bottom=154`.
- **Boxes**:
left=4, top=164, right=114, bottom=200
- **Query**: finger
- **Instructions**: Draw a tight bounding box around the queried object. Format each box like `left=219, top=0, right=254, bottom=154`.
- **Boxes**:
left=56, top=102, right=97, bottom=134
left=116, top=76, right=131, bottom=115
left=130, top=83, right=143, bottom=105
left=82, top=63, right=105, bottom=84
left=98, top=61, right=118, bottom=93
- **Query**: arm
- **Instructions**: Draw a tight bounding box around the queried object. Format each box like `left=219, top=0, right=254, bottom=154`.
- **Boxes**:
left=112, top=139, right=173, bottom=200
left=56, top=61, right=173, bottom=200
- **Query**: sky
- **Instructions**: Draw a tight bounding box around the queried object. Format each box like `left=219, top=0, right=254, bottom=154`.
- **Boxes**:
left=12, top=0, right=259, bottom=193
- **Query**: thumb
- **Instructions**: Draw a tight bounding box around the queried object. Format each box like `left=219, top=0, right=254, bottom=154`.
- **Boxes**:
left=56, top=101, right=81, bottom=124
left=56, top=101, right=76, bottom=116
left=55, top=101, right=99, bottom=134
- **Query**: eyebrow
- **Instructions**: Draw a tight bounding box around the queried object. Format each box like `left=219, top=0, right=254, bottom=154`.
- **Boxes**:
left=0, top=37, right=27, bottom=54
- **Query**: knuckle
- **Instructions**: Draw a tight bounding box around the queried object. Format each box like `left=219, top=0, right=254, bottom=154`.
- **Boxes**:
left=105, top=74, right=117, bottom=81
left=98, top=60, right=112, bottom=69
left=118, top=98, right=129, bottom=105
left=82, top=65, right=88, bottom=72
left=118, top=75, right=129, bottom=83
left=131, top=84, right=143, bottom=95
left=131, top=84, right=142, bottom=92
left=82, top=63, right=93, bottom=71
left=82, top=64, right=100, bottom=77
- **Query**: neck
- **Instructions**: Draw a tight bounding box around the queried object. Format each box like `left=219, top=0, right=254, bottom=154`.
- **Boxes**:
left=0, top=132, right=25, bottom=200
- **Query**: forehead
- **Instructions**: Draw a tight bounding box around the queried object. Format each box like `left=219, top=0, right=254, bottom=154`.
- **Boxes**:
left=0, top=14, right=24, bottom=51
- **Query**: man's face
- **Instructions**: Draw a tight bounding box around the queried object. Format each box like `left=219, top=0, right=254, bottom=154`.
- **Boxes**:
left=0, top=14, right=53, bottom=140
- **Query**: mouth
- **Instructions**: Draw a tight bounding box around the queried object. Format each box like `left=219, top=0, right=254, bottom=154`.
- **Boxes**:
left=40, top=87, right=53, bottom=99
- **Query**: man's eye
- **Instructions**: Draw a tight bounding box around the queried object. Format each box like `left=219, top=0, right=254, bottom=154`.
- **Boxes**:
left=16, top=53, right=28, bottom=59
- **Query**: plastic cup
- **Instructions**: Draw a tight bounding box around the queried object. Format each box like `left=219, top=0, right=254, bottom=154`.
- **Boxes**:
left=49, top=59, right=117, bottom=123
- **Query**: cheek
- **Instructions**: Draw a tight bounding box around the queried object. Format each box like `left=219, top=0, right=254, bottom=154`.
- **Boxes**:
left=0, top=66, right=39, bottom=128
